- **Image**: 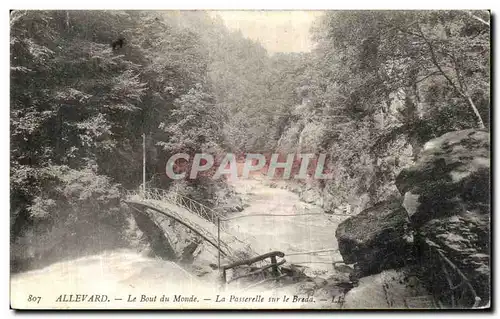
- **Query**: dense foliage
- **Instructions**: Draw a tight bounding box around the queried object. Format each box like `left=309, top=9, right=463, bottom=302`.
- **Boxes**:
left=10, top=10, right=228, bottom=269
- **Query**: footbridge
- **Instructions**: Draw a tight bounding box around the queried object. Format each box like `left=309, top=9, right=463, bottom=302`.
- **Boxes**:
left=123, top=188, right=256, bottom=262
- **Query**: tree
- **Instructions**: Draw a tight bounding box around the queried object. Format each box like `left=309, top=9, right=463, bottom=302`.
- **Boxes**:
left=10, top=10, right=231, bottom=269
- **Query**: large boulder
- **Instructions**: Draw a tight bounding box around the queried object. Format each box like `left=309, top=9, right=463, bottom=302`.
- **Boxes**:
left=335, top=200, right=414, bottom=277
left=396, top=129, right=490, bottom=307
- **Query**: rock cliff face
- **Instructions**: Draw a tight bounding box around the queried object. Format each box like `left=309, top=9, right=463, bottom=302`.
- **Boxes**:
left=396, top=129, right=490, bottom=307
left=273, top=134, right=415, bottom=216
left=335, top=129, right=490, bottom=308
left=396, top=129, right=490, bottom=227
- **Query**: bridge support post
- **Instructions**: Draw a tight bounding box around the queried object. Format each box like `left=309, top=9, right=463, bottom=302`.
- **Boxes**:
left=270, top=255, right=279, bottom=279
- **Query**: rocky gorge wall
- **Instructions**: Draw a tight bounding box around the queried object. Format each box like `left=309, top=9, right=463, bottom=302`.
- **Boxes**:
left=271, top=133, right=416, bottom=216
left=335, top=129, right=491, bottom=308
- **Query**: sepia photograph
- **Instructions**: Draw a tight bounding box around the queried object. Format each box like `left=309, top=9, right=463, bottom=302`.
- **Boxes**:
left=8, top=8, right=491, bottom=310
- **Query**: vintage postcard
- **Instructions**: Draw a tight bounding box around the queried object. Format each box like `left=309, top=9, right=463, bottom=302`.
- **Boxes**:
left=10, top=9, right=491, bottom=310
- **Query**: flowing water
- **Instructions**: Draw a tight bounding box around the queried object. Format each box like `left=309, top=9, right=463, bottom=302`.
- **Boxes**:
left=11, top=177, right=349, bottom=309
left=225, top=177, right=349, bottom=277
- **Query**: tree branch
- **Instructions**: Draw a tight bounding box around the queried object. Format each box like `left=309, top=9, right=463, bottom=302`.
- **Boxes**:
left=418, top=26, right=463, bottom=96
left=466, top=11, right=490, bottom=27
left=415, top=71, right=441, bottom=84
left=418, top=26, right=486, bottom=129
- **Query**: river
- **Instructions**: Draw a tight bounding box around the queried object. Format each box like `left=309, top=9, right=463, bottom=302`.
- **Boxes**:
left=225, top=177, right=349, bottom=277
left=10, top=177, right=349, bottom=309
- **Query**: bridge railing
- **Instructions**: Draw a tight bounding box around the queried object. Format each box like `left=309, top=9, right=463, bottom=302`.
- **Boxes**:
left=124, top=188, right=224, bottom=226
